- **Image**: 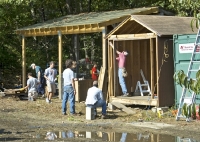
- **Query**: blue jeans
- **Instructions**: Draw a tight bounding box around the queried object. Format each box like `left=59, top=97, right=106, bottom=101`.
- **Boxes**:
left=87, top=100, right=107, bottom=115
left=62, top=85, right=75, bottom=114
left=118, top=68, right=127, bottom=94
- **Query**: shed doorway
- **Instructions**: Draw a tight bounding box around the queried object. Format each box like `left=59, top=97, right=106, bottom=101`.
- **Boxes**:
left=108, top=37, right=157, bottom=106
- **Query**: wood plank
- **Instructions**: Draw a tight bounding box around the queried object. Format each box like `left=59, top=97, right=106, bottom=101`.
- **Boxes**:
left=143, top=40, right=148, bottom=83
left=58, top=31, right=63, bottom=99
left=22, top=35, right=26, bottom=87
left=98, top=67, right=106, bottom=91
left=150, top=38, right=154, bottom=98
left=111, top=96, right=158, bottom=106
left=18, top=28, right=103, bottom=37
left=111, top=102, right=136, bottom=114
left=156, top=37, right=159, bottom=106
left=109, top=33, right=156, bottom=40
left=113, top=41, right=117, bottom=96
left=102, top=27, right=107, bottom=69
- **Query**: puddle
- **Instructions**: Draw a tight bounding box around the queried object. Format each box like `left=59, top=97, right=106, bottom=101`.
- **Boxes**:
left=26, top=130, right=199, bottom=142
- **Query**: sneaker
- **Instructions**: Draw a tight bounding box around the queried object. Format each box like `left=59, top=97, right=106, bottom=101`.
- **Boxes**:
left=62, top=113, right=67, bottom=115
left=122, top=93, right=130, bottom=97
left=42, top=94, right=45, bottom=98
left=46, top=98, right=49, bottom=103
left=49, top=100, right=52, bottom=103
left=101, top=115, right=107, bottom=119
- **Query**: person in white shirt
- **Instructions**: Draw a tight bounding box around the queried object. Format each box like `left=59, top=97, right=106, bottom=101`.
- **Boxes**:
left=62, top=59, right=76, bottom=115
left=85, top=81, right=107, bottom=119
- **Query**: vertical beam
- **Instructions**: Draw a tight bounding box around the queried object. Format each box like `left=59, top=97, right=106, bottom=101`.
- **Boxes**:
left=102, top=27, right=107, bottom=68
left=150, top=38, right=154, bottom=99
left=58, top=31, right=63, bottom=99
left=156, top=36, right=159, bottom=106
left=22, top=35, right=26, bottom=87
left=74, top=35, right=79, bottom=74
left=113, top=41, right=116, bottom=97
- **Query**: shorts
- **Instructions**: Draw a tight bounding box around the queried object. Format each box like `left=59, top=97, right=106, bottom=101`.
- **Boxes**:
left=28, top=91, right=38, bottom=101
left=46, top=81, right=56, bottom=93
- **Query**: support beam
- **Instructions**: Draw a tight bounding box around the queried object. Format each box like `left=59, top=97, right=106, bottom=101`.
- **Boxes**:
left=58, top=31, right=63, bottom=99
left=109, top=33, right=156, bottom=40
left=102, top=27, right=107, bottom=68
left=74, top=34, right=79, bottom=75
left=156, top=36, right=159, bottom=106
left=113, top=41, right=117, bottom=97
left=22, top=35, right=26, bottom=87
left=150, top=38, right=154, bottom=99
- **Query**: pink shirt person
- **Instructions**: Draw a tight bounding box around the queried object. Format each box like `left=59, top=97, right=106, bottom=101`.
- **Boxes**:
left=116, top=52, right=126, bottom=68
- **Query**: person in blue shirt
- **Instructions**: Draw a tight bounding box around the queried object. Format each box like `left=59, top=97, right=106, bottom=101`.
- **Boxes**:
left=30, top=63, right=45, bottom=97
left=44, top=61, right=57, bottom=103
left=24, top=73, right=39, bottom=101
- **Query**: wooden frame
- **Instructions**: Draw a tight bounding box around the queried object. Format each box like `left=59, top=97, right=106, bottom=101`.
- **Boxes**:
left=108, top=33, right=157, bottom=106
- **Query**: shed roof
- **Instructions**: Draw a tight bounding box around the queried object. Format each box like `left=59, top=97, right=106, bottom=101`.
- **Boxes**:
left=106, top=15, right=198, bottom=38
left=15, top=7, right=158, bottom=37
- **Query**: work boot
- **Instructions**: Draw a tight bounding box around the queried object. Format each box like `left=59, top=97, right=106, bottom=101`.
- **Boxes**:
left=101, top=114, right=107, bottom=119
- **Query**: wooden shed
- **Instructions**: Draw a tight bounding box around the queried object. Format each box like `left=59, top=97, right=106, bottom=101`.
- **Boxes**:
left=106, top=15, right=197, bottom=107
left=15, top=7, right=160, bottom=100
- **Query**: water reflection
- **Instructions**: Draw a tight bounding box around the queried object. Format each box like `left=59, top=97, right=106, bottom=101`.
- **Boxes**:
left=33, top=131, right=200, bottom=142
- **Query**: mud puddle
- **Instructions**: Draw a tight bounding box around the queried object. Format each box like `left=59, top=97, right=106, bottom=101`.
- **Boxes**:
left=1, top=129, right=199, bottom=142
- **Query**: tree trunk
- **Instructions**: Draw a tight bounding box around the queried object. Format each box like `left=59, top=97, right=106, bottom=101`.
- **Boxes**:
left=88, top=0, right=92, bottom=12
left=65, top=0, right=71, bottom=14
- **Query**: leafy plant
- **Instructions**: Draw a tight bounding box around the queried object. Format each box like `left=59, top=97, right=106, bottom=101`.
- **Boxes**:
left=174, top=70, right=200, bottom=94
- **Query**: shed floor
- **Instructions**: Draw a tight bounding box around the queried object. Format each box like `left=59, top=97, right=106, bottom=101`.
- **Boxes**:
left=110, top=96, right=158, bottom=106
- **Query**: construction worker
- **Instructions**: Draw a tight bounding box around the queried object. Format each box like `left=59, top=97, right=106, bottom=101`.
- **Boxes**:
left=116, top=50, right=129, bottom=97
left=30, top=63, right=45, bottom=97
left=24, top=73, right=39, bottom=101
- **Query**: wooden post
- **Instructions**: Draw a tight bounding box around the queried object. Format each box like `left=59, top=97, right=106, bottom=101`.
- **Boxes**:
left=22, top=35, right=26, bottom=87
left=102, top=27, right=107, bottom=68
left=58, top=31, right=63, bottom=99
left=74, top=35, right=79, bottom=74
left=113, top=40, right=117, bottom=97
left=156, top=37, right=159, bottom=106
left=150, top=38, right=154, bottom=99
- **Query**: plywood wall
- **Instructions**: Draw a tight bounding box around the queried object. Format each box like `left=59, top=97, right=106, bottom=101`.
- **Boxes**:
left=108, top=39, right=157, bottom=97
left=157, top=37, right=175, bottom=107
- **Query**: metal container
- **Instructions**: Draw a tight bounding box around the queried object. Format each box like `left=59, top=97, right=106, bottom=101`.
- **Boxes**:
left=173, top=34, right=200, bottom=105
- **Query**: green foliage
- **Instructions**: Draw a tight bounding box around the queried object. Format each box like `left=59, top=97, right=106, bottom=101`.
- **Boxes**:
left=181, top=103, right=196, bottom=118
left=174, top=70, right=200, bottom=94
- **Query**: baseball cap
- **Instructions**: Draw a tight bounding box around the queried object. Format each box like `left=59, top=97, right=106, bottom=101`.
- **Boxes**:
left=124, top=51, right=128, bottom=56
left=93, top=80, right=98, bottom=85
left=30, top=63, right=35, bottom=68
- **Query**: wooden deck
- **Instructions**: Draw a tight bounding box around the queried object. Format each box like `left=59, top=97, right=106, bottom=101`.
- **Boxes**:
left=110, top=96, right=158, bottom=106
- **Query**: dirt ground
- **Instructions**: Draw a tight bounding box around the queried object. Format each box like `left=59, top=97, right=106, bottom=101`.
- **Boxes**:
left=1, top=95, right=200, bottom=141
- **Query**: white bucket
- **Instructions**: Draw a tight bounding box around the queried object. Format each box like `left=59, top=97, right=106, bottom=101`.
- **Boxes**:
left=86, top=107, right=95, bottom=120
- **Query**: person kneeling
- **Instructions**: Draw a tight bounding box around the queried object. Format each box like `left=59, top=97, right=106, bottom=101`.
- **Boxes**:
left=85, top=81, right=107, bottom=119
left=24, top=73, right=39, bottom=101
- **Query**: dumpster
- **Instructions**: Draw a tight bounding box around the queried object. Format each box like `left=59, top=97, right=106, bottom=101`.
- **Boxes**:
left=173, top=34, right=200, bottom=105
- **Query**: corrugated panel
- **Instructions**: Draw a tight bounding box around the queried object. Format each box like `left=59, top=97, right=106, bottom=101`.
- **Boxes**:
left=173, top=34, right=200, bottom=105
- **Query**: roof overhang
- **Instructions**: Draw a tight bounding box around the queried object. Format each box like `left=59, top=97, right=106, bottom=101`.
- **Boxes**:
left=15, top=7, right=159, bottom=37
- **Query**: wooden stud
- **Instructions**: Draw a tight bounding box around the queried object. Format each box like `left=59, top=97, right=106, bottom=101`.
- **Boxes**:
left=58, top=31, right=63, bottom=99
left=156, top=36, right=159, bottom=106
left=150, top=38, right=154, bottom=99
left=113, top=41, right=117, bottom=97
left=22, top=35, right=26, bottom=87
left=102, top=27, right=107, bottom=68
